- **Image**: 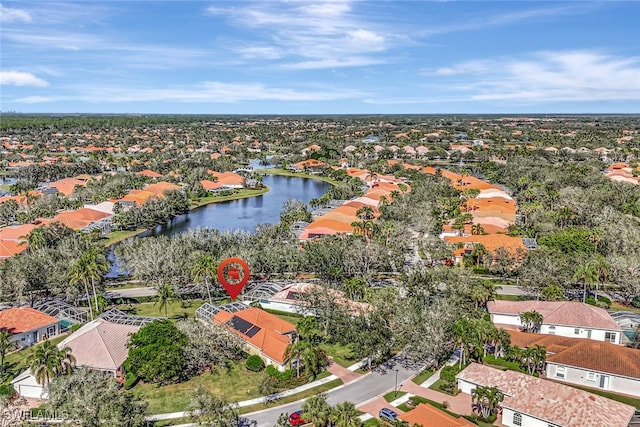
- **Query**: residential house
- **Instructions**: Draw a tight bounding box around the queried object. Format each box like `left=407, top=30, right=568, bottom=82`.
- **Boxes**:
left=253, top=282, right=370, bottom=317
left=487, top=301, right=623, bottom=344
left=399, top=403, right=475, bottom=427
left=456, top=363, right=636, bottom=427
left=508, top=330, right=640, bottom=397
left=12, top=317, right=141, bottom=399
left=0, top=307, right=60, bottom=346
left=212, top=306, right=295, bottom=372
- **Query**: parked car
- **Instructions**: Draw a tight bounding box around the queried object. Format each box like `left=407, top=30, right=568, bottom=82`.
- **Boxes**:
left=379, top=408, right=398, bottom=423
left=288, top=410, right=307, bottom=427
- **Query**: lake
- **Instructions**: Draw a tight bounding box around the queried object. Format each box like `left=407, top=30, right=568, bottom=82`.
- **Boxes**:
left=107, top=174, right=329, bottom=276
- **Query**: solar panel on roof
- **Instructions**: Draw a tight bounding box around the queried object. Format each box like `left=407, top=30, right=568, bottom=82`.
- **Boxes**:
left=245, top=325, right=261, bottom=338
left=229, top=316, right=262, bottom=337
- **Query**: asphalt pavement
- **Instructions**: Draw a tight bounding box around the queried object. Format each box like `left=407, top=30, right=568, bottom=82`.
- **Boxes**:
left=245, top=354, right=421, bottom=427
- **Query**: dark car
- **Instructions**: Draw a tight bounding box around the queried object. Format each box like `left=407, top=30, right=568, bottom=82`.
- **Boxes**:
left=288, top=410, right=307, bottom=427
left=379, top=408, right=398, bottom=422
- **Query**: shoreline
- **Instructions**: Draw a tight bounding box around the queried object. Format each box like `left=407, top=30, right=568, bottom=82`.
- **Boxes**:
left=102, top=186, right=270, bottom=246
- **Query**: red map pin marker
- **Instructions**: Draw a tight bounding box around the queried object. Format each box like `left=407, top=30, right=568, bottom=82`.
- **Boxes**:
left=217, top=257, right=250, bottom=300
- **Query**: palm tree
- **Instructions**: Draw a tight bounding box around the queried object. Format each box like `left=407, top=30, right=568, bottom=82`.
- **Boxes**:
left=330, top=401, right=361, bottom=427
left=356, top=206, right=375, bottom=221
left=469, top=285, right=490, bottom=309
left=0, top=329, right=12, bottom=375
left=302, top=393, right=331, bottom=427
left=573, top=261, right=598, bottom=303
left=519, top=310, right=543, bottom=333
left=155, top=284, right=176, bottom=317
left=591, top=256, right=610, bottom=303
left=22, top=226, right=47, bottom=251
left=69, top=248, right=109, bottom=319
left=471, top=385, right=504, bottom=419
left=520, top=345, right=546, bottom=375
left=27, top=341, right=76, bottom=386
left=471, top=243, right=490, bottom=267
left=471, top=223, right=486, bottom=235
left=453, top=317, right=473, bottom=368
left=191, top=254, right=217, bottom=305
left=284, top=339, right=308, bottom=378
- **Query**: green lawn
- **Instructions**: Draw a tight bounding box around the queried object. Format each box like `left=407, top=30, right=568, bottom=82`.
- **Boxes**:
left=102, top=228, right=147, bottom=246
left=239, top=378, right=343, bottom=414
left=411, top=368, right=435, bottom=385
left=362, top=418, right=382, bottom=427
left=3, top=335, right=68, bottom=383
left=133, top=360, right=264, bottom=414
left=261, top=169, right=340, bottom=186
left=383, top=390, right=407, bottom=402
left=115, top=298, right=205, bottom=319
left=264, top=309, right=304, bottom=326
left=320, top=343, right=359, bottom=368
left=191, top=188, right=269, bottom=208
left=609, top=301, right=640, bottom=314
left=427, top=379, right=458, bottom=396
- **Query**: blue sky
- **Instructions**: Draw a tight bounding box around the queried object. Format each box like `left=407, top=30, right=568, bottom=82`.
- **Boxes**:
left=1, top=1, right=639, bottom=114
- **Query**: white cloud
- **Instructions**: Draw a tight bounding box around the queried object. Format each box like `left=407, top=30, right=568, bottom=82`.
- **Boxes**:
left=434, top=51, right=640, bottom=103
left=0, top=4, right=32, bottom=23
left=236, top=46, right=282, bottom=60
left=0, top=71, right=48, bottom=87
left=283, top=57, right=384, bottom=70
left=205, top=1, right=394, bottom=68
left=13, top=81, right=365, bottom=103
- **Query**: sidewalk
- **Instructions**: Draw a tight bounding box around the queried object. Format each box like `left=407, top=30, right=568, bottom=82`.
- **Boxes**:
left=147, top=359, right=368, bottom=422
left=326, top=358, right=363, bottom=383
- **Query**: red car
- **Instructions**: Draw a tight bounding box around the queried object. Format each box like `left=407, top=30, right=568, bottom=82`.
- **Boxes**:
left=288, top=411, right=307, bottom=426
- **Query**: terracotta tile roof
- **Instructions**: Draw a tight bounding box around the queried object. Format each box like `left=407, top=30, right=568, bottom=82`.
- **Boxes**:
left=456, top=363, right=635, bottom=427
left=399, top=404, right=475, bottom=427
left=0, top=224, right=37, bottom=241
left=143, top=181, right=181, bottom=196
left=135, top=169, right=163, bottom=178
left=0, top=307, right=58, bottom=334
left=213, top=307, right=295, bottom=364
left=48, top=178, right=88, bottom=196
left=508, top=331, right=640, bottom=379
left=58, top=318, right=139, bottom=371
left=294, top=159, right=326, bottom=169
left=487, top=301, right=621, bottom=331
left=269, top=282, right=370, bottom=316
left=0, top=240, right=27, bottom=258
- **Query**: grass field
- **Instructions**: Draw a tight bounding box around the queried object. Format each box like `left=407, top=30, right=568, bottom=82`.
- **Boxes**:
left=116, top=298, right=206, bottom=319
left=3, top=336, right=68, bottom=384
left=191, top=187, right=269, bottom=208
left=609, top=301, right=640, bottom=314
left=383, top=390, right=406, bottom=402
left=133, top=360, right=264, bottom=414
left=411, top=368, right=435, bottom=385
left=261, top=168, right=340, bottom=186
left=320, top=343, right=359, bottom=368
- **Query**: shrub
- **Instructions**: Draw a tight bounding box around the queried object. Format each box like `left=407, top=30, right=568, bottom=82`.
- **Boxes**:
left=597, top=295, right=612, bottom=308
left=440, top=365, right=462, bottom=383
left=123, top=372, right=139, bottom=390
left=586, top=296, right=597, bottom=306
left=0, top=384, right=14, bottom=398
left=632, top=296, right=640, bottom=309
left=245, top=355, right=265, bottom=372
left=483, top=355, right=524, bottom=373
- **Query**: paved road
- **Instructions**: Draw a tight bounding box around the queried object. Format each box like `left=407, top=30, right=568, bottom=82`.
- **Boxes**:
left=246, top=354, right=420, bottom=427
left=495, top=285, right=527, bottom=296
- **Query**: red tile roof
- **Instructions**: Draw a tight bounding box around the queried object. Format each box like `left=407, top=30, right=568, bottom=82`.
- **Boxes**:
left=508, top=331, right=640, bottom=379
left=399, top=404, right=475, bottom=427
left=213, top=307, right=295, bottom=364
left=487, top=301, right=621, bottom=331
left=457, top=363, right=635, bottom=427
left=0, top=307, right=59, bottom=334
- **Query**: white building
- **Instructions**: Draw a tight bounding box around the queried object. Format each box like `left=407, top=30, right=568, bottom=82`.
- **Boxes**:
left=509, top=330, right=640, bottom=397
left=0, top=307, right=60, bottom=347
left=487, top=300, right=622, bottom=344
left=456, top=363, right=636, bottom=427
